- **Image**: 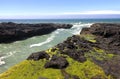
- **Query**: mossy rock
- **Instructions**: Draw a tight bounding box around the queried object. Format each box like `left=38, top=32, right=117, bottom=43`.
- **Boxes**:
left=1, top=23, right=120, bottom=79
left=0, top=60, right=64, bottom=79
left=0, top=56, right=114, bottom=79
left=85, top=47, right=115, bottom=61
left=80, top=34, right=96, bottom=43
left=66, top=58, right=112, bottom=79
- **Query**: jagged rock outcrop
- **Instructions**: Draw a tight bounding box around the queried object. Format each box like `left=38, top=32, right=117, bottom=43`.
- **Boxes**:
left=83, top=23, right=120, bottom=55
left=81, top=23, right=120, bottom=78
left=0, top=22, right=72, bottom=43
left=89, top=23, right=120, bottom=37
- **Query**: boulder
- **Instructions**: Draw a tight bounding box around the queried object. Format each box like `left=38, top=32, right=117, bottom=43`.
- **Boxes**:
left=27, top=51, right=50, bottom=61
left=44, top=55, right=69, bottom=69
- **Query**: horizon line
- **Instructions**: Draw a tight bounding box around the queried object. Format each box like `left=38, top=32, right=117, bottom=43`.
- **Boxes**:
left=1, top=10, right=120, bottom=19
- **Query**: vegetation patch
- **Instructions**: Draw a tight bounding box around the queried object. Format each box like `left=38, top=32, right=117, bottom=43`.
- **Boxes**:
left=85, top=47, right=114, bottom=61
left=46, top=47, right=59, bottom=58
left=80, top=34, right=96, bottom=43
left=0, top=60, right=63, bottom=79
left=66, top=57, right=113, bottom=79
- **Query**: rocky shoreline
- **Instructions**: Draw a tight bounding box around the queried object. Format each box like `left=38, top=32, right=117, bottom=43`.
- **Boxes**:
left=0, top=23, right=120, bottom=79
left=0, top=22, right=72, bottom=43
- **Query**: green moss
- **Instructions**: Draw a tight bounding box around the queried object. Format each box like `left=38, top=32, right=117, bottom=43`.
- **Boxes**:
left=0, top=53, right=114, bottom=79
left=46, top=47, right=69, bottom=58
left=66, top=57, right=112, bottom=79
left=46, top=47, right=59, bottom=58
left=80, top=34, right=96, bottom=43
left=0, top=59, right=63, bottom=79
left=89, top=39, right=96, bottom=43
left=93, top=47, right=104, bottom=53
left=107, top=54, right=114, bottom=58
left=85, top=47, right=114, bottom=61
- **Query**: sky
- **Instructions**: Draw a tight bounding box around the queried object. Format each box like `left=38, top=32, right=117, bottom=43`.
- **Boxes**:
left=0, top=0, right=120, bottom=19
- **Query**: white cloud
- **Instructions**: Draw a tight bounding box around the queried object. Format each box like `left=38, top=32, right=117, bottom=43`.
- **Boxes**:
left=63, top=10, right=120, bottom=14
left=0, top=10, right=120, bottom=19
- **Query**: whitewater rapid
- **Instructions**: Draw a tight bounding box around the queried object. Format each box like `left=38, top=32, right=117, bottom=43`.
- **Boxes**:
left=29, top=22, right=92, bottom=48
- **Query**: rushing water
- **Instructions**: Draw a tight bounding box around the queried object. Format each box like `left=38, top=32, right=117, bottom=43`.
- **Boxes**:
left=0, top=19, right=120, bottom=73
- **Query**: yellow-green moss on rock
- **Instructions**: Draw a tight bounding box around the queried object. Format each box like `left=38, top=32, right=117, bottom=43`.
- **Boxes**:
left=0, top=60, right=63, bottom=79
left=80, top=34, right=96, bottom=43
left=1, top=24, right=119, bottom=79
left=0, top=57, right=113, bottom=79
left=46, top=47, right=59, bottom=57
left=66, top=57, right=113, bottom=79
left=85, top=47, right=114, bottom=61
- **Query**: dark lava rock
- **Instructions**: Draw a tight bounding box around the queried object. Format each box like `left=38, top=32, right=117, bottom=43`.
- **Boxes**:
left=27, top=51, right=50, bottom=61
left=88, top=23, right=120, bottom=55
left=0, top=22, right=72, bottom=43
left=44, top=55, right=69, bottom=69
left=89, top=23, right=120, bottom=37
left=93, top=56, right=120, bottom=79
left=62, top=49, right=86, bottom=62
left=56, top=35, right=92, bottom=62
left=80, top=27, right=90, bottom=34
left=61, top=69, right=80, bottom=79
left=38, top=77, right=48, bottom=79
left=80, top=23, right=120, bottom=78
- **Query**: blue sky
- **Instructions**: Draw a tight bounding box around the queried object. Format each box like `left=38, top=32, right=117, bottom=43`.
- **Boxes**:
left=0, top=0, right=120, bottom=19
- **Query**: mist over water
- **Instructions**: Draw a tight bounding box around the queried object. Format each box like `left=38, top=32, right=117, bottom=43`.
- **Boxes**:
left=0, top=19, right=120, bottom=73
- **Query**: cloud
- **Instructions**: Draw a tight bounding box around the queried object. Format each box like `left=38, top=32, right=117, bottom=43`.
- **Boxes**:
left=1, top=10, right=120, bottom=19
left=63, top=10, right=120, bottom=15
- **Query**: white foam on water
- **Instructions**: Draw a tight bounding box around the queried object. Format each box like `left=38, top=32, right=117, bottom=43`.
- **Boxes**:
left=30, top=35, right=55, bottom=48
left=0, top=51, right=16, bottom=66
left=71, top=22, right=93, bottom=35
left=54, top=29, right=65, bottom=34
left=29, top=23, right=93, bottom=48
left=30, top=29, right=64, bottom=48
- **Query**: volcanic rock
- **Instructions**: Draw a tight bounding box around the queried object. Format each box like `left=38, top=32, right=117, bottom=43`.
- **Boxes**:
left=27, top=51, right=50, bottom=61
left=44, top=55, right=69, bottom=69
left=0, top=22, right=72, bottom=43
left=89, top=23, right=120, bottom=37
left=88, top=23, right=120, bottom=54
